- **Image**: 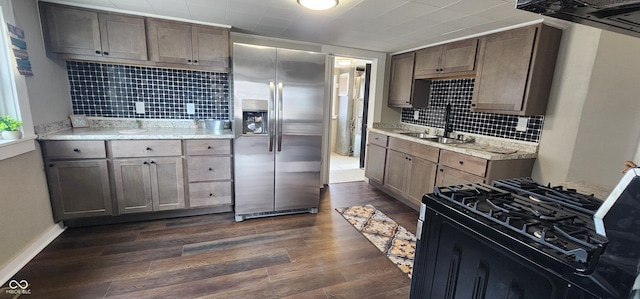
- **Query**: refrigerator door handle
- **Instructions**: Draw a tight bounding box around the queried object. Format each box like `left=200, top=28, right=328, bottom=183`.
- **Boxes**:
left=277, top=82, right=284, bottom=152
left=269, top=82, right=275, bottom=152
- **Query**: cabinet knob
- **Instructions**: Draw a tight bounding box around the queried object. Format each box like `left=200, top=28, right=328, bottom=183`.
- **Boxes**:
left=103, top=52, right=109, bottom=56
left=73, top=148, right=80, bottom=152
left=187, top=59, right=192, bottom=63
left=439, top=168, right=444, bottom=172
left=144, top=161, right=149, bottom=165
left=471, top=104, right=476, bottom=107
left=208, top=168, right=213, bottom=171
left=459, top=161, right=464, bottom=165
left=209, top=193, right=213, bottom=197
left=146, top=147, right=152, bottom=151
left=194, top=60, right=198, bottom=63
left=150, top=161, right=156, bottom=164
left=49, top=163, right=54, bottom=168
left=207, top=146, right=212, bottom=149
left=95, top=50, right=101, bottom=54
left=405, top=101, right=410, bottom=103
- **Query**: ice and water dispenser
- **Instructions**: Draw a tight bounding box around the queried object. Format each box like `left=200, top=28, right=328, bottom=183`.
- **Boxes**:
left=241, top=99, right=269, bottom=135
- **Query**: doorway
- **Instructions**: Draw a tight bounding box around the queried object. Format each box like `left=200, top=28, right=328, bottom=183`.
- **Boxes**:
left=329, top=57, right=372, bottom=184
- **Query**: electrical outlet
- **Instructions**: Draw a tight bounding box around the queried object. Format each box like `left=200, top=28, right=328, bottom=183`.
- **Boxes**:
left=186, top=103, right=195, bottom=115
left=135, top=102, right=145, bottom=114
left=516, top=117, right=528, bottom=132
left=414, top=110, right=420, bottom=120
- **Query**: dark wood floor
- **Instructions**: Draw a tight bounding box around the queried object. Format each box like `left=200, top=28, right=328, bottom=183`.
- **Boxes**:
left=5, top=182, right=419, bottom=299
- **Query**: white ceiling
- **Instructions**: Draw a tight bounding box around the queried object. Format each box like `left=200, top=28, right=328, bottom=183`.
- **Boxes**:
left=46, top=0, right=557, bottom=53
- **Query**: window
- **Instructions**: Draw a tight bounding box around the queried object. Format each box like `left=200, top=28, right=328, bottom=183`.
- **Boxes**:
left=0, top=0, right=36, bottom=160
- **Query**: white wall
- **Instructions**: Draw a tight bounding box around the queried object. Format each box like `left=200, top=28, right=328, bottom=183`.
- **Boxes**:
left=533, top=24, right=640, bottom=187
left=566, top=30, right=640, bottom=186
left=532, top=24, right=601, bottom=184
left=0, top=0, right=64, bottom=279
left=15, top=0, right=71, bottom=125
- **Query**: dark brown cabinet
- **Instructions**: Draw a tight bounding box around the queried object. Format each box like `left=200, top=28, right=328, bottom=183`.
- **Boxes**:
left=185, top=140, right=233, bottom=208
left=472, top=24, right=562, bottom=115
left=40, top=3, right=147, bottom=61
left=113, top=157, right=185, bottom=214
left=414, top=38, right=478, bottom=79
left=146, top=19, right=229, bottom=70
left=365, top=132, right=388, bottom=185
left=383, top=137, right=439, bottom=207
left=43, top=140, right=112, bottom=221
left=388, top=52, right=430, bottom=108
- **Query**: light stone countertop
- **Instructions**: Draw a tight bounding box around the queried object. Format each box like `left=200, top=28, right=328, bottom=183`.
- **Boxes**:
left=38, top=127, right=234, bottom=140
left=369, top=127, right=538, bottom=161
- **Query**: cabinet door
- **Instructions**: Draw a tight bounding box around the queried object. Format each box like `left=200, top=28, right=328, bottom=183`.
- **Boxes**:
left=113, top=159, right=153, bottom=214
left=192, top=25, right=229, bottom=69
left=414, top=45, right=443, bottom=78
left=41, top=3, right=101, bottom=57
left=150, top=158, right=185, bottom=211
left=364, top=144, right=386, bottom=185
left=383, top=150, right=408, bottom=195
left=472, top=26, right=537, bottom=113
left=146, top=19, right=193, bottom=64
left=98, top=13, right=147, bottom=60
left=388, top=52, right=415, bottom=107
left=435, top=165, right=484, bottom=187
left=47, top=160, right=112, bottom=220
left=441, top=38, right=477, bottom=74
left=406, top=157, right=437, bottom=206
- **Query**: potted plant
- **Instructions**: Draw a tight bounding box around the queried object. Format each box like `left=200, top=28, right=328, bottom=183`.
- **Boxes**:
left=0, top=115, right=23, bottom=140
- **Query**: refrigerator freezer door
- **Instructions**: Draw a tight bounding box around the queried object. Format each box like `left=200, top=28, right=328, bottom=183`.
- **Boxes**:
left=274, top=48, right=326, bottom=211
left=233, top=44, right=277, bottom=215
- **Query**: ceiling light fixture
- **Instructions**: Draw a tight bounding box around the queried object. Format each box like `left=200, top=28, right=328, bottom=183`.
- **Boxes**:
left=337, top=59, right=352, bottom=66
left=297, top=0, right=338, bottom=10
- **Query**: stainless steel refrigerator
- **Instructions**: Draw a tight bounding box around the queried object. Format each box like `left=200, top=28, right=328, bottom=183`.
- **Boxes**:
left=232, top=43, right=326, bottom=222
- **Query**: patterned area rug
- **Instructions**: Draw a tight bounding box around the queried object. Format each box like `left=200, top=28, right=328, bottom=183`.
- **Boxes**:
left=335, top=204, right=416, bottom=278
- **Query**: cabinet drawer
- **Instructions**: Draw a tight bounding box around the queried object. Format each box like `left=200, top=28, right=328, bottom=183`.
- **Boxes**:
left=388, top=137, right=439, bottom=163
left=439, top=150, right=487, bottom=177
left=185, top=139, right=231, bottom=155
left=45, top=140, right=106, bottom=159
left=369, top=132, right=388, bottom=147
left=187, top=156, right=231, bottom=181
left=111, top=140, right=182, bottom=157
left=189, top=182, right=232, bottom=207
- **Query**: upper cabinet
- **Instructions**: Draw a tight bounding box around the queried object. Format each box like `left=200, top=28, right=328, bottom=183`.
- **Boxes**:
left=414, top=38, right=478, bottom=79
left=40, top=3, right=147, bottom=61
left=472, top=24, right=562, bottom=115
left=388, top=52, right=430, bottom=108
left=39, top=2, right=230, bottom=72
left=146, top=19, right=230, bottom=70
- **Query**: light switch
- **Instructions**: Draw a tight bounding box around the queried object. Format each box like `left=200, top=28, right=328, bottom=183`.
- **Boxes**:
left=186, top=103, right=195, bottom=115
left=135, top=102, right=145, bottom=114
left=516, top=117, right=528, bottom=132
left=414, top=110, right=420, bottom=120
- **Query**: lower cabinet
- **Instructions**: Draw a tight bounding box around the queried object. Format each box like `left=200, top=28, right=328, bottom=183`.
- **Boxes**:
left=364, top=131, right=535, bottom=211
left=364, top=144, right=387, bottom=185
left=113, top=157, right=184, bottom=214
left=47, top=160, right=112, bottom=220
left=185, top=139, right=233, bottom=208
left=383, top=137, right=439, bottom=206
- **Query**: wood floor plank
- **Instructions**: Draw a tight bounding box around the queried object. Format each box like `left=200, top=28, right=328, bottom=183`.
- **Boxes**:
left=8, top=182, right=418, bottom=298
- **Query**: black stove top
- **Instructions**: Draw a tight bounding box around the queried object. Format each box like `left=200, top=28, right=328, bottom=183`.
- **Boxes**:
left=434, top=183, right=607, bottom=273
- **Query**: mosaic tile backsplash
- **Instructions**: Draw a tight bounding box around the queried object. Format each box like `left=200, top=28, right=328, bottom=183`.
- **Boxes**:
left=401, top=78, right=544, bottom=143
left=67, top=61, right=230, bottom=120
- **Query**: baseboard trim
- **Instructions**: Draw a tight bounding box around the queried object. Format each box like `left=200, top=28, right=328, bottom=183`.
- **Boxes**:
left=0, top=222, right=66, bottom=286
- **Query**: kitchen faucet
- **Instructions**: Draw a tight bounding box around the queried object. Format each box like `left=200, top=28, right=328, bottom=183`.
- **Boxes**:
left=443, top=103, right=453, bottom=138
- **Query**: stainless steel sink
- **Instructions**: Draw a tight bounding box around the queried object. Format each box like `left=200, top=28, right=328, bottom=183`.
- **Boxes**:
left=400, top=132, right=438, bottom=139
left=400, top=132, right=473, bottom=144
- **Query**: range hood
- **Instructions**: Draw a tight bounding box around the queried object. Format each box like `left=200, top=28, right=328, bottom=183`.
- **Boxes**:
left=517, top=0, right=640, bottom=38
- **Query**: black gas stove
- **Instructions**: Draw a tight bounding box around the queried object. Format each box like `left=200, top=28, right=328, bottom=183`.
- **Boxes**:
left=410, top=174, right=640, bottom=299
